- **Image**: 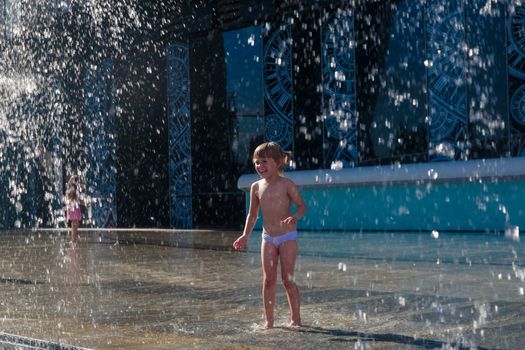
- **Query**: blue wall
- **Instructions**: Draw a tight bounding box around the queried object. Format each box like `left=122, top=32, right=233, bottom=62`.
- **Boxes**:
left=240, top=158, right=525, bottom=233
left=301, top=179, right=524, bottom=232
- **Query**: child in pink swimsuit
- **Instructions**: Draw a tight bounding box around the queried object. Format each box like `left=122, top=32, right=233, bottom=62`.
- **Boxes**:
left=65, top=176, right=83, bottom=243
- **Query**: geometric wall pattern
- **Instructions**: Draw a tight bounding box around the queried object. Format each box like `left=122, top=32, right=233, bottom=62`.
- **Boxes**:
left=263, top=24, right=294, bottom=152
left=83, top=59, right=118, bottom=228
left=507, top=3, right=525, bottom=156
left=49, top=105, right=65, bottom=228
left=321, top=8, right=358, bottom=168
left=425, top=0, right=468, bottom=161
left=167, top=41, right=192, bottom=229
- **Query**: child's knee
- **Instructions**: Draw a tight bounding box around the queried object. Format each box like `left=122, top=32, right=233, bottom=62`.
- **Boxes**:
left=282, top=273, right=296, bottom=288
left=264, top=275, right=277, bottom=287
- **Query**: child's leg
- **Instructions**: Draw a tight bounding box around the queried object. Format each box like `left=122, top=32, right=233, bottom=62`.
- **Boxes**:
left=261, top=240, right=279, bottom=328
left=279, top=240, right=301, bottom=327
left=71, top=220, right=80, bottom=242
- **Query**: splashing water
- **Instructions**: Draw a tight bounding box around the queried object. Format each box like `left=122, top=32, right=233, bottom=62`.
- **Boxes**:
left=0, top=0, right=162, bottom=228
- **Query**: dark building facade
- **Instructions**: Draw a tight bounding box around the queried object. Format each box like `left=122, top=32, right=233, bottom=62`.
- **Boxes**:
left=0, top=0, right=523, bottom=229
left=166, top=0, right=523, bottom=229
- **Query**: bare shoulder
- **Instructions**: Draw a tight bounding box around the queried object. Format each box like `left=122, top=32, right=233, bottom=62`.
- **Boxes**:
left=250, top=179, right=261, bottom=194
left=280, top=176, right=298, bottom=188
left=280, top=176, right=301, bottom=199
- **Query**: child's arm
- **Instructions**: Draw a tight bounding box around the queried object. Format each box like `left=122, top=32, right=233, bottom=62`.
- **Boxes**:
left=282, top=180, right=307, bottom=225
left=233, top=182, right=260, bottom=250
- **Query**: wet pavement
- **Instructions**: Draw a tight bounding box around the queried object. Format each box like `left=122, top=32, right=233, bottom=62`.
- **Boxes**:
left=0, top=229, right=524, bottom=350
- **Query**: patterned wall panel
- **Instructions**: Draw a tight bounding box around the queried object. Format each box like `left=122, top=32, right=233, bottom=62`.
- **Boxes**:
left=263, top=24, right=294, bottom=151
left=84, top=59, right=117, bottom=228
left=0, top=82, right=58, bottom=229
left=167, top=42, right=192, bottom=229
left=0, top=140, right=17, bottom=228
left=0, top=128, right=6, bottom=228
left=508, top=4, right=525, bottom=156
left=49, top=125, right=65, bottom=227
left=321, top=8, right=357, bottom=168
left=25, top=159, right=39, bottom=227
left=0, top=82, right=65, bottom=229
left=426, top=0, right=468, bottom=161
left=46, top=80, right=66, bottom=228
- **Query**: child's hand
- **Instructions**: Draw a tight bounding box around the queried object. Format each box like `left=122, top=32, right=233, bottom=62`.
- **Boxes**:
left=233, top=235, right=248, bottom=250
left=281, top=216, right=296, bottom=225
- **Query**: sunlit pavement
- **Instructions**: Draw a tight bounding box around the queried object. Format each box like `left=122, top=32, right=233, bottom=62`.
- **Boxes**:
left=0, top=229, right=524, bottom=350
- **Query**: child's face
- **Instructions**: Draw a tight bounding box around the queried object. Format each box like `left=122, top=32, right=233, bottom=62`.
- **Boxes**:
left=253, top=157, right=279, bottom=178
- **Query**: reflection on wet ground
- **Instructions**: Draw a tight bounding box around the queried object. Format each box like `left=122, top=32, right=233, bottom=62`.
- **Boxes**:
left=0, top=229, right=524, bottom=349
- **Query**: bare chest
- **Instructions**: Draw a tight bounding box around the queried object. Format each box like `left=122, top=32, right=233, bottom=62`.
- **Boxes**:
left=257, top=182, right=289, bottom=205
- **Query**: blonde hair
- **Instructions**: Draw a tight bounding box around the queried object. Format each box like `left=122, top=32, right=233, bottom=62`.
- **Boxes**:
left=253, top=142, right=291, bottom=172
left=66, top=186, right=78, bottom=200
left=66, top=175, right=80, bottom=200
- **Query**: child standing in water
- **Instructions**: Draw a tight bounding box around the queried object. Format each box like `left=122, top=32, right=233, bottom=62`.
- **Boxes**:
left=65, top=175, right=83, bottom=243
left=233, top=142, right=307, bottom=329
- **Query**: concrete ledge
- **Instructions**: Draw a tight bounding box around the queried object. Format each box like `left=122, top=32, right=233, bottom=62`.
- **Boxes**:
left=238, top=157, right=525, bottom=190
left=238, top=157, right=525, bottom=232
left=97, top=229, right=238, bottom=250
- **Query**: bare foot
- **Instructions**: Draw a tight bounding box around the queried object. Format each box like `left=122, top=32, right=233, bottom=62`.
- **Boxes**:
left=263, top=321, right=274, bottom=329
left=287, top=320, right=301, bottom=328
